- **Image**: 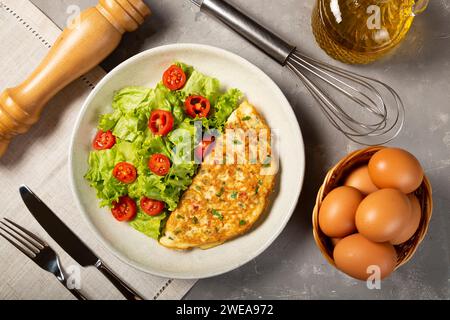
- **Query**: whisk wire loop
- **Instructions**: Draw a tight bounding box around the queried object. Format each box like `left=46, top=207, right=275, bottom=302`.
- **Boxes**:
left=287, top=50, right=405, bottom=145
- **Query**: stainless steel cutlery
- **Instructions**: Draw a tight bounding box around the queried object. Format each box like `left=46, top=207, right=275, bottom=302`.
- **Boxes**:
left=0, top=218, right=87, bottom=300
left=18, top=185, right=143, bottom=300
left=0, top=186, right=144, bottom=300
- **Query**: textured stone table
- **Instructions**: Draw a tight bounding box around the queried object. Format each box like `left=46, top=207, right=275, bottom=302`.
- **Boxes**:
left=30, top=0, right=449, bottom=299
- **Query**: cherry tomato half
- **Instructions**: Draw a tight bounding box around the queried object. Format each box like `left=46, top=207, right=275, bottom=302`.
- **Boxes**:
left=140, top=197, right=165, bottom=216
left=111, top=196, right=137, bottom=222
left=93, top=130, right=116, bottom=150
left=185, top=95, right=211, bottom=118
left=194, top=136, right=216, bottom=161
left=113, top=162, right=137, bottom=184
left=149, top=110, right=174, bottom=136
left=149, top=154, right=171, bottom=176
left=163, top=65, right=186, bottom=91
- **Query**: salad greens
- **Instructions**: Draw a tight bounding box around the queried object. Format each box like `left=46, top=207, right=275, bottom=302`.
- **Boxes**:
left=85, top=62, right=242, bottom=239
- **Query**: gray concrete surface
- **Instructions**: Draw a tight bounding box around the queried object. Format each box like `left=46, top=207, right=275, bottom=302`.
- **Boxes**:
left=30, top=0, right=449, bottom=299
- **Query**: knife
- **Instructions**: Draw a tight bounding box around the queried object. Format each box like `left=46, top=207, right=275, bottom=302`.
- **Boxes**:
left=19, top=185, right=144, bottom=300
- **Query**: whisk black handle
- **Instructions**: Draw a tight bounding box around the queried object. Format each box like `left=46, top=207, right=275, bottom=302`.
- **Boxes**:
left=199, top=0, right=296, bottom=65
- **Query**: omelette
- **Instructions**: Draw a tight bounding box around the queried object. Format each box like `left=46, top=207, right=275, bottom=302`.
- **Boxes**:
left=159, top=101, right=276, bottom=250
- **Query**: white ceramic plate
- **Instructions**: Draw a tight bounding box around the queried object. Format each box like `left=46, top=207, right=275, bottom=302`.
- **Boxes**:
left=70, top=44, right=305, bottom=279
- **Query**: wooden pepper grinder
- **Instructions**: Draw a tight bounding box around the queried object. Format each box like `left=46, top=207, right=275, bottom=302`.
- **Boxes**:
left=0, top=0, right=151, bottom=157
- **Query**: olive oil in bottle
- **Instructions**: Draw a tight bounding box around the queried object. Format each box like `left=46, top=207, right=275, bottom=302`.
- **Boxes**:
left=311, top=0, right=427, bottom=64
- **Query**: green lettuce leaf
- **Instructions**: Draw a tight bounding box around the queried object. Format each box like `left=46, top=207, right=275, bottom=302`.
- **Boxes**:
left=98, top=109, right=122, bottom=131
left=112, top=112, right=147, bottom=142
left=85, top=147, right=128, bottom=206
left=168, top=118, right=201, bottom=164
left=130, top=211, right=167, bottom=240
left=85, top=148, right=121, bottom=183
left=175, top=61, right=194, bottom=78
left=112, top=87, right=151, bottom=113
left=209, top=88, right=242, bottom=129
left=148, top=83, right=186, bottom=125
left=180, top=70, right=221, bottom=104
left=141, top=133, right=172, bottom=158
left=148, top=84, right=179, bottom=111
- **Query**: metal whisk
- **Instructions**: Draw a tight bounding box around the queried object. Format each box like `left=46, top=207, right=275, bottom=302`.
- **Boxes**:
left=189, top=0, right=404, bottom=145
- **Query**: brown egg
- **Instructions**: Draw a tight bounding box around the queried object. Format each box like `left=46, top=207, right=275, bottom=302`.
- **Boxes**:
left=334, top=234, right=397, bottom=280
left=355, top=189, right=412, bottom=243
left=368, top=148, right=424, bottom=194
left=319, top=186, right=363, bottom=238
left=390, top=194, right=422, bottom=245
left=344, top=165, right=379, bottom=195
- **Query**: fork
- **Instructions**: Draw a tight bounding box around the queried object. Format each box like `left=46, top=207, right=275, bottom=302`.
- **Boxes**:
left=0, top=218, right=88, bottom=300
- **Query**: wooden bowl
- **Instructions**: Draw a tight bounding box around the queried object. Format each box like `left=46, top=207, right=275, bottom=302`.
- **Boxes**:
left=312, top=146, right=433, bottom=269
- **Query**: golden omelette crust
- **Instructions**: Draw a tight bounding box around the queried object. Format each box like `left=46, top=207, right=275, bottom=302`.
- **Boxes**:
left=159, top=102, right=276, bottom=250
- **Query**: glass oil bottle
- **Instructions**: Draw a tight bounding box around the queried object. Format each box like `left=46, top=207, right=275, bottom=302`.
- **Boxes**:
left=312, top=0, right=429, bottom=64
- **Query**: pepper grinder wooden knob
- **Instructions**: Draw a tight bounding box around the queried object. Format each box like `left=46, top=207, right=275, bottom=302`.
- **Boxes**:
left=0, top=0, right=151, bottom=157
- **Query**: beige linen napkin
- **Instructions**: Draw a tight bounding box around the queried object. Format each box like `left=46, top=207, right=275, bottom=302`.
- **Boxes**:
left=0, top=0, right=196, bottom=300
